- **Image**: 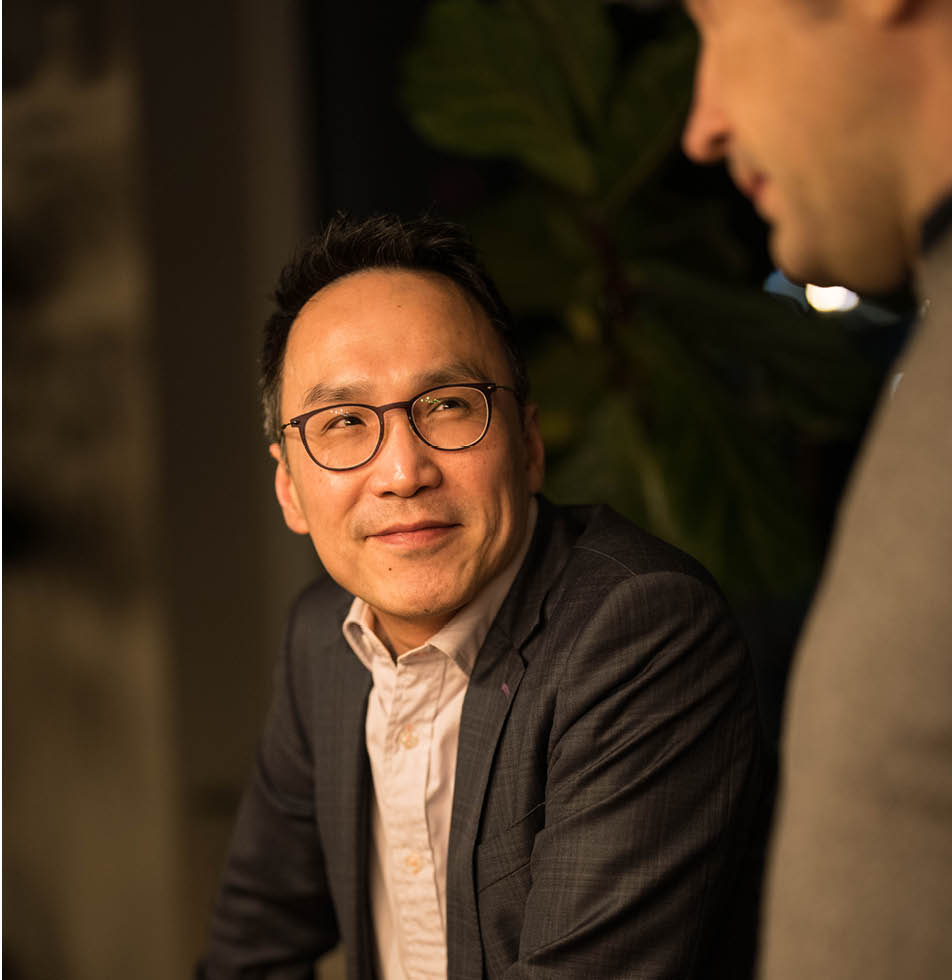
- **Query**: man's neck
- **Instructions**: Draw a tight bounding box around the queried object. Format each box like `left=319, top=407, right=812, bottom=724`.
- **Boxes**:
left=372, top=610, right=454, bottom=661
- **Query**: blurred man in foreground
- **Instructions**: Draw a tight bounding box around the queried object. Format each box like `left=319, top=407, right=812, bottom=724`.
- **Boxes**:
left=201, top=214, right=770, bottom=978
left=683, top=0, right=952, bottom=976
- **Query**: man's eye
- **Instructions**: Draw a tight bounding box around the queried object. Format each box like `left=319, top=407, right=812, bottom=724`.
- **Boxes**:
left=420, top=395, right=473, bottom=417
left=432, top=397, right=464, bottom=412
left=321, top=412, right=367, bottom=434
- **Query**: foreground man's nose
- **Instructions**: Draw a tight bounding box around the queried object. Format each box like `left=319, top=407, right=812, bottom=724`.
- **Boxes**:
left=367, top=414, right=442, bottom=497
left=682, top=58, right=731, bottom=164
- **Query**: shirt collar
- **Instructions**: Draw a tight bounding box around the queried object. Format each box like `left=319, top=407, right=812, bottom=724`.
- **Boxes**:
left=343, top=497, right=538, bottom=676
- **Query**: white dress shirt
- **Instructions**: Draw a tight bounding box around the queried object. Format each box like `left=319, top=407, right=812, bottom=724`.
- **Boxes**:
left=342, top=499, right=537, bottom=980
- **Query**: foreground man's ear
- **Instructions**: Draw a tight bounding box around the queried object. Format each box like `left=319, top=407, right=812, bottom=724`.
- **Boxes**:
left=522, top=403, right=546, bottom=495
left=269, top=442, right=310, bottom=535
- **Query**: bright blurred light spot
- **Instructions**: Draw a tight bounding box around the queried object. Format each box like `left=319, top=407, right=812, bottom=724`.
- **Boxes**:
left=805, top=283, right=860, bottom=312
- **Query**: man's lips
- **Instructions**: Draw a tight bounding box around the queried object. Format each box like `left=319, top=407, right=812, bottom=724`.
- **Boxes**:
left=745, top=173, right=768, bottom=203
left=365, top=521, right=461, bottom=545
left=732, top=167, right=769, bottom=209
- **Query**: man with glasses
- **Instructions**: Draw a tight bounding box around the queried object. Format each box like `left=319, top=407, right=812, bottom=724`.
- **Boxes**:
left=682, top=0, right=952, bottom=977
left=202, top=214, right=770, bottom=979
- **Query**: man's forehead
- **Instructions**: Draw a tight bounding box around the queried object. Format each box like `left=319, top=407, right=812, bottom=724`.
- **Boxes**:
left=288, top=268, right=489, bottom=349
left=280, top=269, right=511, bottom=407
left=297, top=265, right=474, bottom=316
left=299, top=269, right=484, bottom=329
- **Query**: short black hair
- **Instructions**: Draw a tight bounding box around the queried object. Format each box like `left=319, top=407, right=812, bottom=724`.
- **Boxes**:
left=260, top=212, right=528, bottom=444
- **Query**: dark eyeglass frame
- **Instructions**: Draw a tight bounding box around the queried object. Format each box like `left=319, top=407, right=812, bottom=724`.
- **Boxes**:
left=280, top=381, right=516, bottom=471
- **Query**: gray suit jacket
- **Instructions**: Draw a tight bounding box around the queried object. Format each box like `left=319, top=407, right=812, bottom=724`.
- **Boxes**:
left=760, top=209, right=952, bottom=978
left=203, top=498, right=771, bottom=979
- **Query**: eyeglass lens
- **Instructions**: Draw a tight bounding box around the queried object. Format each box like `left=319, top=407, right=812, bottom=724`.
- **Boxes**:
left=302, top=385, right=490, bottom=469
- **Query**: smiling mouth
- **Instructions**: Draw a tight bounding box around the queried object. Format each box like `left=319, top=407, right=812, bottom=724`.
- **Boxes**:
left=367, top=522, right=461, bottom=546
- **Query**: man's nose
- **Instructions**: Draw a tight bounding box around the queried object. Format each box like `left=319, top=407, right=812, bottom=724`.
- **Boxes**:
left=366, top=410, right=442, bottom=497
left=682, top=52, right=731, bottom=164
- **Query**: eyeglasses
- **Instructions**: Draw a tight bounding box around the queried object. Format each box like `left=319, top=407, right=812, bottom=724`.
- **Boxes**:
left=280, top=382, right=516, bottom=471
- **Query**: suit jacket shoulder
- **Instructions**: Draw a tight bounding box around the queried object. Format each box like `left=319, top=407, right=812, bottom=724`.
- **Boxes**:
left=554, top=500, right=724, bottom=591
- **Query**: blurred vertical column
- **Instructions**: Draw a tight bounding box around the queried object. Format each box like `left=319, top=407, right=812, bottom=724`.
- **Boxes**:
left=2, top=3, right=186, bottom=978
left=132, top=0, right=318, bottom=967
left=3, top=0, right=317, bottom=977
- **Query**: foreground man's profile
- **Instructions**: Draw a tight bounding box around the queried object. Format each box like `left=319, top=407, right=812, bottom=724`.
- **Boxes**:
left=200, top=214, right=771, bottom=978
left=683, top=0, right=952, bottom=976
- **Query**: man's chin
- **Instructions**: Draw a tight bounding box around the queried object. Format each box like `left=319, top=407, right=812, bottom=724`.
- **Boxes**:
left=770, top=224, right=910, bottom=295
left=367, top=585, right=472, bottom=635
left=772, top=245, right=854, bottom=294
left=383, top=598, right=462, bottom=622
left=769, top=226, right=824, bottom=288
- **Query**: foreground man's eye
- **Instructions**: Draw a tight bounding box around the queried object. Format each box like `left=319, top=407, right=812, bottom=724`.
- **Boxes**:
left=322, top=412, right=368, bottom=433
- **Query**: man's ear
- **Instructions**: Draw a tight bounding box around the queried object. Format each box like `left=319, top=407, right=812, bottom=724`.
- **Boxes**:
left=521, top=404, right=546, bottom=495
left=269, top=443, right=310, bottom=535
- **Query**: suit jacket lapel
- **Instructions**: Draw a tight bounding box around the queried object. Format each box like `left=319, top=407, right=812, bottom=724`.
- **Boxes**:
left=445, top=498, right=579, bottom=979
left=446, top=625, right=527, bottom=979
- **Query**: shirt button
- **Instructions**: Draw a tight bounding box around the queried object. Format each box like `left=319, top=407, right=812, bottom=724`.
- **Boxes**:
left=404, top=853, right=424, bottom=875
left=399, top=724, right=419, bottom=749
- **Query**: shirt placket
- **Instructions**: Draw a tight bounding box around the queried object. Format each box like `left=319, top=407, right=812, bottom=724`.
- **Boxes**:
left=383, top=650, right=448, bottom=978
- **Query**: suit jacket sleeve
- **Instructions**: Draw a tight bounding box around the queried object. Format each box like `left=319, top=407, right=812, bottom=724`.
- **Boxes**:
left=501, top=560, right=769, bottom=978
left=200, top=591, right=341, bottom=979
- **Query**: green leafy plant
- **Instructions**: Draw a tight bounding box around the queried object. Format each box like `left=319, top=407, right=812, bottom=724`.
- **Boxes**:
left=402, top=0, right=880, bottom=599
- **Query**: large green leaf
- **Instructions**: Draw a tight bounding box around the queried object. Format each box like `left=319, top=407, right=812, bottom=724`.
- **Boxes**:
left=402, top=0, right=596, bottom=192
left=543, top=386, right=678, bottom=540
left=598, top=29, right=696, bottom=209
left=530, top=332, right=613, bottom=448
left=539, top=317, right=820, bottom=597
left=467, top=189, right=599, bottom=314
left=627, top=315, right=820, bottom=596
left=517, top=0, right=617, bottom=131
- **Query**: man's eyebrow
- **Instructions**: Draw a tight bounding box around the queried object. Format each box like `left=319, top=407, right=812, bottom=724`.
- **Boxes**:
left=300, top=361, right=491, bottom=409
left=301, top=380, right=373, bottom=408
left=418, top=361, right=491, bottom=388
